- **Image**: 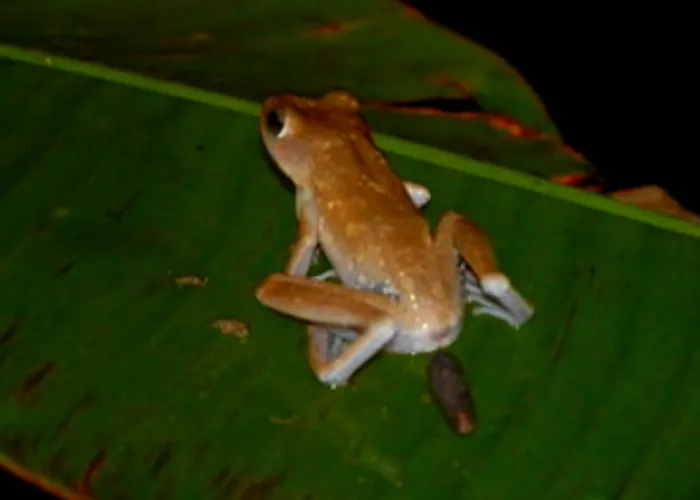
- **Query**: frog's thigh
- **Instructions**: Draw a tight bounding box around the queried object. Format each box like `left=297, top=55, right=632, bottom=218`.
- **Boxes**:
left=256, top=273, right=398, bottom=386
left=404, top=181, right=431, bottom=208
left=435, top=211, right=534, bottom=328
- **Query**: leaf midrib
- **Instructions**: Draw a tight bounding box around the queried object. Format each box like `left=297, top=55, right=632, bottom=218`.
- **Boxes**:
left=1, top=43, right=697, bottom=239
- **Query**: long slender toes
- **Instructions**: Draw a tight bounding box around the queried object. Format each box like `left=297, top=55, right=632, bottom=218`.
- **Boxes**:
left=466, top=292, right=499, bottom=308
left=312, top=268, right=338, bottom=281
left=472, top=305, right=522, bottom=328
left=458, top=261, right=533, bottom=328
left=463, top=267, right=479, bottom=286
left=464, top=282, right=483, bottom=296
left=481, top=274, right=534, bottom=328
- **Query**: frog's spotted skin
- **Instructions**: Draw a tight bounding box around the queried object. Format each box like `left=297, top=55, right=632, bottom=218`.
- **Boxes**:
left=313, top=255, right=525, bottom=331
left=255, top=90, right=534, bottom=387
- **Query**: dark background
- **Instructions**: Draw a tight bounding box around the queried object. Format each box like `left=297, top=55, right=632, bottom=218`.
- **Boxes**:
left=0, top=7, right=692, bottom=499
left=407, top=5, right=693, bottom=213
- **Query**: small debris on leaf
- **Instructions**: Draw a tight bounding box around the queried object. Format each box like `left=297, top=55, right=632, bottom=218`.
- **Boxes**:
left=175, top=275, right=208, bottom=287
left=212, top=318, right=249, bottom=342
left=427, top=351, right=476, bottom=435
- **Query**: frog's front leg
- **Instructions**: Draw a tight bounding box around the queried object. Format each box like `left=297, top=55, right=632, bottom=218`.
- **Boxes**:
left=256, top=273, right=399, bottom=386
left=286, top=190, right=319, bottom=276
left=435, top=211, right=534, bottom=328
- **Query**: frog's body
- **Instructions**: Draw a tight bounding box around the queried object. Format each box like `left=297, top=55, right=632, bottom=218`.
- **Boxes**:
left=256, top=90, right=533, bottom=387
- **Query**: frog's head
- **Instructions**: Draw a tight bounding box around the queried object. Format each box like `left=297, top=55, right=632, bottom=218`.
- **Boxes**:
left=260, top=90, right=371, bottom=187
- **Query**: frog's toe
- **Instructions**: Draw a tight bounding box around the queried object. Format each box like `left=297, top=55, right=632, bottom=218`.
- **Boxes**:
left=471, top=304, right=522, bottom=328
left=481, top=275, right=534, bottom=327
left=318, top=368, right=351, bottom=388
left=466, top=292, right=498, bottom=308
left=312, top=268, right=337, bottom=281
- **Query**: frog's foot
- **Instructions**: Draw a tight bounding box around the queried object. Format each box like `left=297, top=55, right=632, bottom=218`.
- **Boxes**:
left=464, top=287, right=521, bottom=327
left=479, top=275, right=533, bottom=328
left=312, top=268, right=338, bottom=281
left=459, top=264, right=533, bottom=328
left=468, top=294, right=529, bottom=328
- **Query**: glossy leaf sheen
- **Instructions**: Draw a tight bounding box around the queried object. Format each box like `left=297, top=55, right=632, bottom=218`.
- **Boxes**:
left=1, top=53, right=699, bottom=500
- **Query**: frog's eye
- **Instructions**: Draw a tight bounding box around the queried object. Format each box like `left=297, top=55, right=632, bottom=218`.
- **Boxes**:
left=265, top=107, right=289, bottom=138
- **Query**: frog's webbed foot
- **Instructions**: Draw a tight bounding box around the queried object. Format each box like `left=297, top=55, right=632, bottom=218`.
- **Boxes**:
left=436, top=211, right=534, bottom=329
left=458, top=262, right=532, bottom=328
left=466, top=287, right=532, bottom=328
left=256, top=273, right=398, bottom=387
left=478, top=274, right=533, bottom=328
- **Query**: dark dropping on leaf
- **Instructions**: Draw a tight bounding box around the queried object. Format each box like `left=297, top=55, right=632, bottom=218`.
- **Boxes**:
left=427, top=351, right=475, bottom=435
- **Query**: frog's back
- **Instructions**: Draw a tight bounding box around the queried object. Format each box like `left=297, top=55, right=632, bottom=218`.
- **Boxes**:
left=309, top=127, right=449, bottom=312
left=309, top=128, right=419, bottom=214
left=260, top=91, right=459, bottom=329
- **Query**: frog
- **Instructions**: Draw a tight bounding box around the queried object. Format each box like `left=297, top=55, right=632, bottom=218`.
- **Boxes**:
left=255, top=90, right=534, bottom=388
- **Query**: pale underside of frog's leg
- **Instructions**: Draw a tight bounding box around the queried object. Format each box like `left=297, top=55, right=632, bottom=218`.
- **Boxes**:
left=255, top=273, right=399, bottom=387
left=434, top=211, right=534, bottom=329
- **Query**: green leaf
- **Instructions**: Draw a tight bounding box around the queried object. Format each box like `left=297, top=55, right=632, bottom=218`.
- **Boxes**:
left=362, top=107, right=595, bottom=178
left=0, top=0, right=576, bottom=176
left=1, top=46, right=699, bottom=500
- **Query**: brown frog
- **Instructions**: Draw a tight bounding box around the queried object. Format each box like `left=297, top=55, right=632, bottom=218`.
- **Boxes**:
left=255, top=90, right=534, bottom=387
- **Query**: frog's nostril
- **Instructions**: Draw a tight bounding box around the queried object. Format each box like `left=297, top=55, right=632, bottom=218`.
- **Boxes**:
left=266, top=108, right=287, bottom=137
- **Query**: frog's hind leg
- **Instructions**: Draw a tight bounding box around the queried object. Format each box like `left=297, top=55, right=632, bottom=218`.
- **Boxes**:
left=402, top=182, right=525, bottom=324
left=435, top=211, right=534, bottom=328
left=256, top=273, right=399, bottom=387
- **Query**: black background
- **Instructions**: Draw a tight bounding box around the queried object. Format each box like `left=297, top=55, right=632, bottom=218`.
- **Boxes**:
left=0, top=6, right=693, bottom=499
